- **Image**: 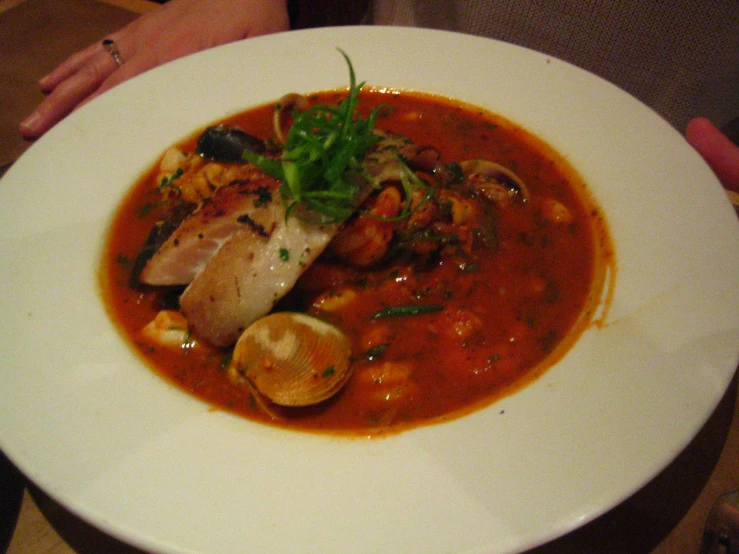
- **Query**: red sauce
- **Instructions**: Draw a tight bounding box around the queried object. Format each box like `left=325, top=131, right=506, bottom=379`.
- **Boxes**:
left=100, top=89, right=613, bottom=436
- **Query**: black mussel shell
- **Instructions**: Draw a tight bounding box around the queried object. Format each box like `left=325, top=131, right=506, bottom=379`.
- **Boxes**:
left=196, top=124, right=265, bottom=162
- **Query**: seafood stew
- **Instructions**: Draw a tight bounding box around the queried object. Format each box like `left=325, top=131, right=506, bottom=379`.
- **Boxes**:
left=101, top=82, right=612, bottom=436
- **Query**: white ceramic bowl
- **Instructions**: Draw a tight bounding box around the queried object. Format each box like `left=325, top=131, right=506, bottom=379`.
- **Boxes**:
left=1, top=26, right=738, bottom=554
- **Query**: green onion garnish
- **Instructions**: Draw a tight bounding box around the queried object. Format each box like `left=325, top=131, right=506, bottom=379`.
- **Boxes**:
left=371, top=305, right=444, bottom=319
left=243, top=49, right=383, bottom=223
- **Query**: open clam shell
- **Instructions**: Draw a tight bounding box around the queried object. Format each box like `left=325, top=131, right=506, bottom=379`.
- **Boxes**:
left=459, top=159, right=530, bottom=203
left=229, top=312, right=353, bottom=407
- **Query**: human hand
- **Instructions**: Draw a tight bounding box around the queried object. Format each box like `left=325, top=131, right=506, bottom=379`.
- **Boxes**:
left=19, top=0, right=289, bottom=139
left=686, top=117, right=739, bottom=195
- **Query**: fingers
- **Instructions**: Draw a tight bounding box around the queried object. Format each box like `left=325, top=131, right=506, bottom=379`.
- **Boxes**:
left=19, top=0, right=292, bottom=140
left=20, top=50, right=120, bottom=138
left=37, top=41, right=104, bottom=92
left=73, top=57, right=150, bottom=112
left=686, top=117, right=739, bottom=194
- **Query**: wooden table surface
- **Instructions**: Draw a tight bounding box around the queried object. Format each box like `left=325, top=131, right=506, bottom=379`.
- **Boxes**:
left=0, top=0, right=156, bottom=169
left=1, top=0, right=737, bottom=552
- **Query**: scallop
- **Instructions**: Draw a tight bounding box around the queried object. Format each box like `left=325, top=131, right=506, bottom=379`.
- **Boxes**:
left=228, top=312, right=353, bottom=407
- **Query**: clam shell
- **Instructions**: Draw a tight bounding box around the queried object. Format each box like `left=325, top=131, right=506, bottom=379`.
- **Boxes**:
left=230, top=312, right=352, bottom=407
left=272, top=93, right=309, bottom=146
left=459, top=159, right=530, bottom=202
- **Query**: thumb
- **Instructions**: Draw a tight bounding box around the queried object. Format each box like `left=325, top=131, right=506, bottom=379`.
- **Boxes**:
left=686, top=117, right=739, bottom=194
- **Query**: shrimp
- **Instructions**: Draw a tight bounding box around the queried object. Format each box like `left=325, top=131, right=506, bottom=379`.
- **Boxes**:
left=141, top=310, right=198, bottom=349
left=329, top=186, right=402, bottom=267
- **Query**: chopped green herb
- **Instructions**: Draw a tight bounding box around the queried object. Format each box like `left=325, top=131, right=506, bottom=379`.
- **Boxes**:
left=371, top=304, right=443, bottom=319
left=220, top=351, right=233, bottom=371
left=136, top=202, right=157, bottom=219
left=364, top=343, right=388, bottom=360
left=158, top=167, right=184, bottom=195
left=322, top=366, right=336, bottom=378
left=279, top=247, right=290, bottom=262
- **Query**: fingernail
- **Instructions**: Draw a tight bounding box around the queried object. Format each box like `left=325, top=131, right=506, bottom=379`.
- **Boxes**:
left=38, top=74, right=53, bottom=92
left=19, top=111, right=41, bottom=137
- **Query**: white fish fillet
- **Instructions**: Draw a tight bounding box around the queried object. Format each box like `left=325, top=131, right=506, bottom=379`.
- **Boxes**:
left=140, top=136, right=405, bottom=346
left=140, top=172, right=341, bottom=347
left=140, top=176, right=281, bottom=286
left=180, top=204, right=338, bottom=347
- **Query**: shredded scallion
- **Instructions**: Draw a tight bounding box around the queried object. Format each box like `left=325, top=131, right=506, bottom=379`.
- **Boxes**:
left=242, top=49, right=383, bottom=223
left=371, top=305, right=444, bottom=319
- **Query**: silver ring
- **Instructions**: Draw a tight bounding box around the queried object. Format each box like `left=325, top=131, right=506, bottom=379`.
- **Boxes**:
left=102, top=39, right=124, bottom=67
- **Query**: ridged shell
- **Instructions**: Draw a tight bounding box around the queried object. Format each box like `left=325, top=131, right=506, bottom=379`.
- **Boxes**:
left=229, top=312, right=352, bottom=407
